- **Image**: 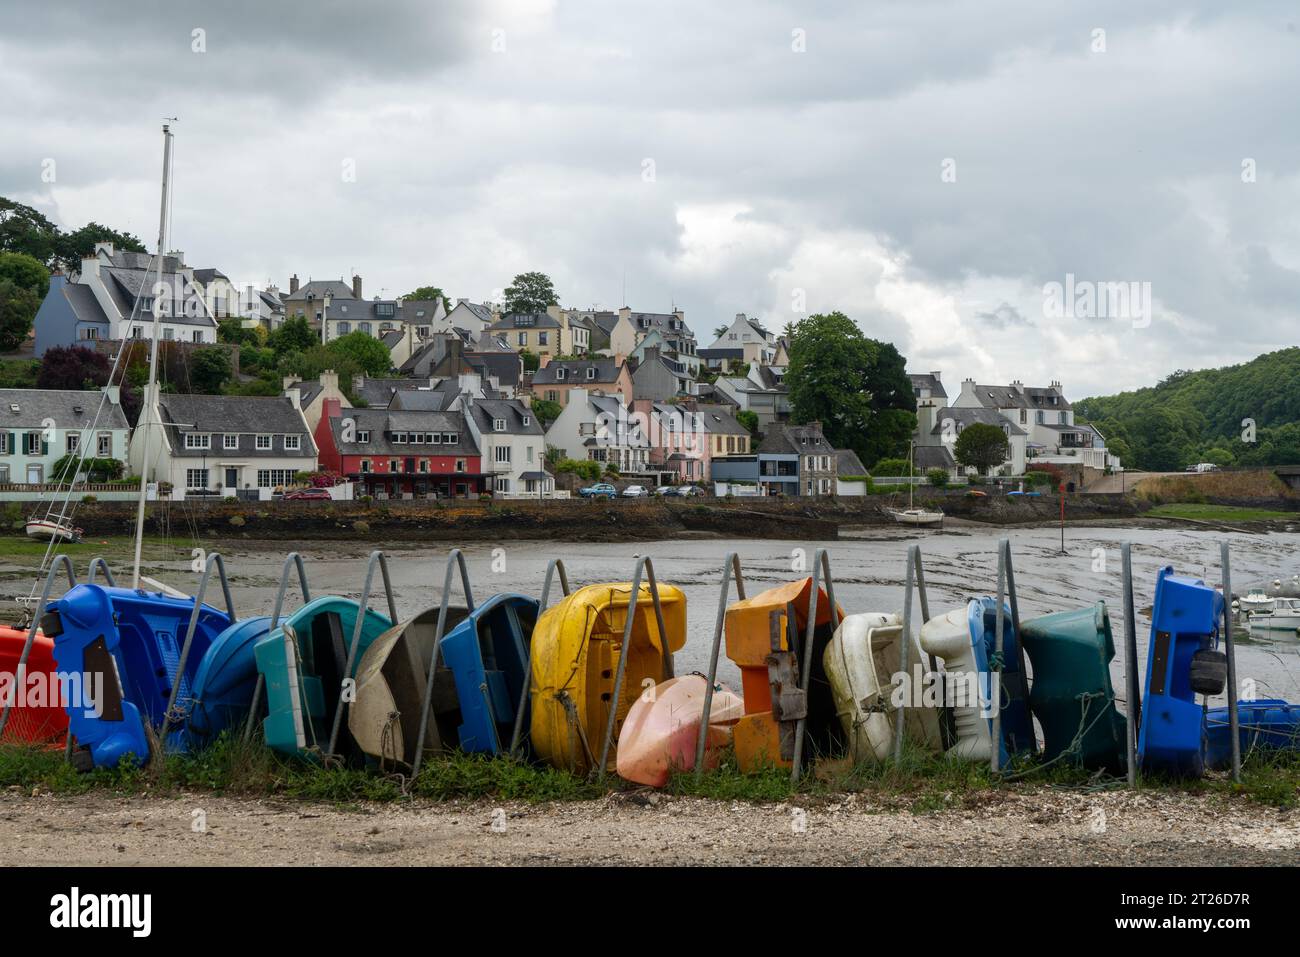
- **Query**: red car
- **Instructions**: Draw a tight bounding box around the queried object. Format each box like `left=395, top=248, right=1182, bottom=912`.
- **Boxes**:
left=283, top=488, right=331, bottom=501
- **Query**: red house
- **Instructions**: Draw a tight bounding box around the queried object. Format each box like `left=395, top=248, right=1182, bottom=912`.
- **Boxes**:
left=315, top=397, right=487, bottom=498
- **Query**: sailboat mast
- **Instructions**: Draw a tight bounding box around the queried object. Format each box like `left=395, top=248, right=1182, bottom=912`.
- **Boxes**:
left=130, top=122, right=174, bottom=589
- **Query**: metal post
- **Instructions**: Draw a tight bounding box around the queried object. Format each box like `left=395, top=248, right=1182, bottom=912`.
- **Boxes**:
left=87, top=557, right=116, bottom=587
left=509, top=559, right=571, bottom=756
left=791, top=549, right=840, bottom=783
left=893, top=545, right=919, bottom=763
left=411, top=549, right=476, bottom=778
left=991, top=545, right=1007, bottom=774
left=1220, top=542, right=1241, bottom=783
left=1121, top=543, right=1139, bottom=787
left=694, top=553, right=745, bottom=778
left=0, top=555, right=77, bottom=738
left=244, top=552, right=312, bottom=744
left=326, top=550, right=398, bottom=757
left=158, top=552, right=237, bottom=750
left=1000, top=539, right=1035, bottom=757
left=643, top=557, right=673, bottom=680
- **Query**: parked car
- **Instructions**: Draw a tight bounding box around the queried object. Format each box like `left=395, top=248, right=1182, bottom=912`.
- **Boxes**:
left=654, top=485, right=679, bottom=496
left=283, top=487, right=331, bottom=501
left=621, top=485, right=649, bottom=498
left=676, top=485, right=705, bottom=497
left=1186, top=462, right=1220, bottom=473
left=579, top=483, right=618, bottom=499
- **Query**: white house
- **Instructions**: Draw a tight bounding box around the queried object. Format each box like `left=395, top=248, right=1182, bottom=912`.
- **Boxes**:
left=918, top=405, right=1028, bottom=477
left=701, top=313, right=780, bottom=372
left=130, top=388, right=318, bottom=499
left=460, top=394, right=553, bottom=497
left=0, top=386, right=130, bottom=486
left=544, top=387, right=650, bottom=474
left=603, top=307, right=700, bottom=374
left=952, top=379, right=1117, bottom=471
left=442, top=300, right=493, bottom=338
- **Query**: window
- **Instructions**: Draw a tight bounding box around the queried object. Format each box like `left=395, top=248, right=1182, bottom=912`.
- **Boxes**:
left=376, top=303, right=395, bottom=318
left=418, top=460, right=429, bottom=473
left=493, top=418, right=506, bottom=432
left=545, top=391, right=558, bottom=403
left=1035, top=411, right=1044, bottom=425
left=526, top=445, right=534, bottom=462
left=359, top=322, right=372, bottom=336
left=1019, top=409, right=1027, bottom=424
left=443, top=432, right=457, bottom=445
left=538, top=332, right=548, bottom=346
left=256, top=469, right=295, bottom=488
left=357, top=430, right=370, bottom=444
left=337, top=321, right=350, bottom=335
left=586, top=368, right=596, bottom=380
left=223, top=434, right=239, bottom=450
left=192, top=330, right=203, bottom=343
left=393, top=432, right=407, bottom=444
left=0, top=465, right=7, bottom=483
left=431, top=433, right=441, bottom=445
left=256, top=434, right=272, bottom=450
left=132, top=326, right=143, bottom=339
left=97, top=432, right=112, bottom=456
left=423, top=432, right=435, bottom=443
left=186, top=468, right=209, bottom=490
left=284, top=434, right=301, bottom=451
left=1059, top=412, right=1067, bottom=425
left=388, top=459, right=400, bottom=472
left=455, top=459, right=466, bottom=472
left=163, top=328, right=174, bottom=341
left=522, top=416, right=531, bottom=427
left=360, top=459, right=371, bottom=473
left=556, top=368, right=567, bottom=380
left=82, top=327, right=99, bottom=341
left=495, top=477, right=511, bottom=493
left=517, top=332, right=527, bottom=346
left=65, top=433, right=79, bottom=454
left=495, top=446, right=511, bottom=464
left=185, top=433, right=210, bottom=451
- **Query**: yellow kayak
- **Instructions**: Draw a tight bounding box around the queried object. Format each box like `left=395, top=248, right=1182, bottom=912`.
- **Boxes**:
left=529, top=582, right=686, bottom=774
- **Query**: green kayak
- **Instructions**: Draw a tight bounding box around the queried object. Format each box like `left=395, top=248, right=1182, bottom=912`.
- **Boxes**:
left=1020, top=602, right=1127, bottom=771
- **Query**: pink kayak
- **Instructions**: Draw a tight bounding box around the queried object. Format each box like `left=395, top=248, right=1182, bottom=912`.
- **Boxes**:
left=616, top=675, right=745, bottom=787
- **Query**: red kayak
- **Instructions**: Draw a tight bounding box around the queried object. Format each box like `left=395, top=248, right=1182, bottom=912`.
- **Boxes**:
left=0, top=625, right=69, bottom=744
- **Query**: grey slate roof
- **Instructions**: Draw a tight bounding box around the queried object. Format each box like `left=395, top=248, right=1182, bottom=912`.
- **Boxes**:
left=157, top=394, right=313, bottom=458
left=758, top=423, right=832, bottom=456
left=284, top=280, right=355, bottom=303
left=913, top=446, right=956, bottom=471
left=834, top=449, right=868, bottom=475
left=966, top=383, right=1071, bottom=411
left=192, top=268, right=229, bottom=283
left=931, top=407, right=1027, bottom=436
left=387, top=388, right=454, bottom=412
left=103, top=267, right=217, bottom=327
left=352, top=377, right=428, bottom=408
left=469, top=352, right=523, bottom=388
left=694, top=404, right=748, bottom=436
left=532, top=358, right=624, bottom=385
left=466, top=399, right=543, bottom=436
left=0, top=388, right=128, bottom=431
left=62, top=283, right=110, bottom=325
left=329, top=407, right=477, bottom=457
left=450, top=301, right=494, bottom=324
left=491, top=312, right=562, bottom=330
left=908, top=373, right=948, bottom=399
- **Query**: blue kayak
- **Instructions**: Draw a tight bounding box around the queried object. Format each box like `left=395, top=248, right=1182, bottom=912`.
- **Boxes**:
left=967, top=596, right=1037, bottom=761
left=44, top=584, right=231, bottom=768
left=187, top=615, right=273, bottom=746
left=1205, top=699, right=1300, bottom=770
left=253, top=597, right=393, bottom=758
left=1137, top=567, right=1225, bottom=777
left=439, top=593, right=539, bottom=752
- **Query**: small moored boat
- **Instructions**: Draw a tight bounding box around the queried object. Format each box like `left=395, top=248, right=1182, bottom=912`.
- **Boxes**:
left=1245, top=597, right=1300, bottom=634
left=616, top=675, right=744, bottom=786
left=24, top=518, right=83, bottom=543
left=1205, top=699, right=1300, bottom=769
left=0, top=624, right=68, bottom=744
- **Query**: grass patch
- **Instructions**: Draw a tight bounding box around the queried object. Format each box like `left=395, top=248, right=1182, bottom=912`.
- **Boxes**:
left=1145, top=503, right=1296, bottom=522
left=1136, top=471, right=1298, bottom=506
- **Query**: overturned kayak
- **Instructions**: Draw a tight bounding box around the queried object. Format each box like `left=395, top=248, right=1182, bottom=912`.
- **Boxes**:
left=44, top=584, right=231, bottom=768
left=350, top=605, right=469, bottom=767
left=440, top=593, right=538, bottom=753
left=1137, top=568, right=1225, bottom=778
left=254, top=597, right=393, bottom=759
left=724, top=578, right=844, bottom=772
left=187, top=616, right=273, bottom=747
left=919, top=598, right=1034, bottom=763
left=1021, top=602, right=1127, bottom=771
left=823, top=612, right=942, bottom=763
left=0, top=624, right=68, bottom=744
left=616, top=675, right=745, bottom=786
left=1205, top=699, right=1300, bottom=770
left=530, top=582, right=686, bottom=774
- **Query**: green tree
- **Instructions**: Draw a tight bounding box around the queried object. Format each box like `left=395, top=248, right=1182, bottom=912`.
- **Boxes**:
left=531, top=398, right=562, bottom=428
left=784, top=311, right=915, bottom=465
left=268, top=315, right=317, bottom=357
left=503, top=272, right=558, bottom=314
left=326, top=331, right=392, bottom=377
left=189, top=347, right=232, bottom=394
left=519, top=349, right=540, bottom=373
left=404, top=285, right=451, bottom=311
left=0, top=198, right=59, bottom=265
left=53, top=223, right=146, bottom=274
left=0, top=278, right=39, bottom=351
left=953, top=422, right=1010, bottom=475
left=736, top=410, right=759, bottom=436
left=0, top=251, right=50, bottom=298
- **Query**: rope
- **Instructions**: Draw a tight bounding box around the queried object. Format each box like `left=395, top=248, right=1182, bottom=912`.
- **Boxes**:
left=1002, top=690, right=1112, bottom=781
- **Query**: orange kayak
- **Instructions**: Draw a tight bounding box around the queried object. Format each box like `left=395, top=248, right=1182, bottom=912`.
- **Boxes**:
left=616, top=675, right=745, bottom=787
left=0, top=625, right=69, bottom=744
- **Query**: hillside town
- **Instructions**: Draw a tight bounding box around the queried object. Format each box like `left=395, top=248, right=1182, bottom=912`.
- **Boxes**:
left=0, top=240, right=1126, bottom=503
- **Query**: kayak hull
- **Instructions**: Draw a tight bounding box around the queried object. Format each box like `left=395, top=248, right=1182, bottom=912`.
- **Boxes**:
left=0, top=625, right=68, bottom=744
left=616, top=675, right=744, bottom=786
left=1205, top=699, right=1300, bottom=770
left=188, top=615, right=273, bottom=745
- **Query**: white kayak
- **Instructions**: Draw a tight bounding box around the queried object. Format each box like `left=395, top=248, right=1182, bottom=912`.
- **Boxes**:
left=823, top=612, right=943, bottom=763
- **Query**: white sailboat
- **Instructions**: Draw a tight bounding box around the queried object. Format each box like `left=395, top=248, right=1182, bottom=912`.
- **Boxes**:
left=886, top=443, right=944, bottom=527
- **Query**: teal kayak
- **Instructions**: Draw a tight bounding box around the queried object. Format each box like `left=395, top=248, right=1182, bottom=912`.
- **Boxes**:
left=253, top=596, right=393, bottom=758
left=1021, top=602, right=1127, bottom=771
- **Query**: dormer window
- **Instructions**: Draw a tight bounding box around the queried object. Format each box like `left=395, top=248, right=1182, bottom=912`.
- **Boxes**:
left=522, top=416, right=531, bottom=427
left=586, top=368, right=596, bottom=380
left=493, top=418, right=507, bottom=432
left=556, top=368, right=567, bottom=380
left=185, top=433, right=211, bottom=450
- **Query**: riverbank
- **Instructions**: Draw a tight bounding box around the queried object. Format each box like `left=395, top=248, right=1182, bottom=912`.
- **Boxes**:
left=3, top=493, right=1152, bottom=544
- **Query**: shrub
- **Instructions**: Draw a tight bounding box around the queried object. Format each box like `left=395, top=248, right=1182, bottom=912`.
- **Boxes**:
left=967, top=473, right=986, bottom=486
left=926, top=468, right=949, bottom=488
left=228, top=514, right=246, bottom=527
left=872, top=457, right=914, bottom=477
left=80, top=494, right=97, bottom=504
left=354, top=520, right=371, bottom=534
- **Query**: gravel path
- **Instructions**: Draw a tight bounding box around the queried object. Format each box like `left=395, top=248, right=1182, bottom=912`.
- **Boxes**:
left=2, top=789, right=1295, bottom=866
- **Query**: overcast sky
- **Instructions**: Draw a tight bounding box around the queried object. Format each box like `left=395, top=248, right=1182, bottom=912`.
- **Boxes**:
left=3, top=1, right=1297, bottom=397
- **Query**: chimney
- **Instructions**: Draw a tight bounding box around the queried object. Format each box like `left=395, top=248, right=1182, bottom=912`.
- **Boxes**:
left=915, top=399, right=936, bottom=444
left=320, top=369, right=339, bottom=393
left=930, top=370, right=941, bottom=381
left=94, top=241, right=115, bottom=258
left=353, top=374, right=365, bottom=394
left=1050, top=379, right=1062, bottom=391
left=545, top=303, right=563, bottom=321
left=282, top=374, right=302, bottom=392
left=538, top=354, right=551, bottom=369
left=104, top=383, right=121, bottom=405
left=322, top=397, right=343, bottom=420
left=1012, top=379, right=1025, bottom=393
left=352, top=274, right=362, bottom=299
left=290, top=274, right=300, bottom=294
left=287, top=389, right=301, bottom=411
